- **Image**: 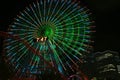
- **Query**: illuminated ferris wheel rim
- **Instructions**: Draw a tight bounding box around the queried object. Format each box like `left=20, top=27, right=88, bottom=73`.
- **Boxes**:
left=3, top=0, right=95, bottom=77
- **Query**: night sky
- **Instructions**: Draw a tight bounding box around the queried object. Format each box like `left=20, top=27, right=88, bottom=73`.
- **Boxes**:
left=0, top=0, right=120, bottom=79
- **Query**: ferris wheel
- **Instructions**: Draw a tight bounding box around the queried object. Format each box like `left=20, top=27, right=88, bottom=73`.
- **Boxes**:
left=2, top=0, right=94, bottom=79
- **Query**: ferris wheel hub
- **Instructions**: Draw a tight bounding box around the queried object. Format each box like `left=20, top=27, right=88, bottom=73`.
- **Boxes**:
left=37, top=23, right=56, bottom=39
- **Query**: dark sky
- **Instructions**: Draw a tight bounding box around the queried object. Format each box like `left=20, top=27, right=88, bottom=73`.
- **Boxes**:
left=0, top=0, right=120, bottom=79
left=81, top=0, right=120, bottom=52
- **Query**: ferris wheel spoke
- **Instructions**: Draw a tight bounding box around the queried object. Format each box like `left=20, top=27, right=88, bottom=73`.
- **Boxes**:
left=53, top=40, right=78, bottom=67
left=54, top=34, right=74, bottom=42
left=13, top=34, right=32, bottom=39
left=30, top=3, right=42, bottom=26
left=15, top=16, right=37, bottom=29
left=14, top=64, right=20, bottom=71
left=51, top=0, right=70, bottom=22
left=55, top=32, right=89, bottom=39
left=56, top=26, right=87, bottom=31
left=43, top=0, right=46, bottom=21
left=55, top=31, right=80, bottom=36
left=35, top=43, right=41, bottom=52
left=36, top=1, right=43, bottom=23
left=39, top=0, right=44, bottom=21
left=54, top=34, right=83, bottom=49
left=34, top=56, right=40, bottom=73
left=46, top=41, right=56, bottom=67
left=32, top=43, right=40, bottom=68
left=17, top=36, right=34, bottom=45
left=54, top=38, right=82, bottom=56
left=53, top=40, right=81, bottom=62
left=45, top=0, right=49, bottom=21
left=48, top=0, right=59, bottom=21
left=48, top=0, right=66, bottom=22
left=47, top=0, right=53, bottom=21
left=31, top=59, right=37, bottom=71
left=10, top=29, right=34, bottom=32
left=11, top=40, right=33, bottom=63
left=5, top=44, right=17, bottom=50
left=6, top=46, right=28, bottom=58
left=16, top=33, right=34, bottom=37
left=29, top=54, right=35, bottom=67
left=27, top=43, right=37, bottom=69
left=54, top=34, right=78, bottom=41
left=19, top=13, right=37, bottom=27
left=48, top=52, right=55, bottom=67
left=48, top=40, right=67, bottom=71
left=62, top=44, right=83, bottom=63
left=52, top=2, right=81, bottom=24
left=48, top=1, right=59, bottom=22
left=11, top=23, right=35, bottom=30
left=20, top=35, right=33, bottom=40
left=16, top=48, right=28, bottom=63
left=36, top=56, right=40, bottom=73
left=4, top=39, right=20, bottom=47
left=66, top=61, right=75, bottom=72
left=54, top=13, right=82, bottom=27
left=57, top=19, right=83, bottom=27
left=17, top=32, right=32, bottom=36
left=51, top=0, right=75, bottom=22
left=7, top=45, right=25, bottom=58
left=24, top=8, right=40, bottom=27
left=30, top=54, right=36, bottom=71
left=6, top=43, right=23, bottom=56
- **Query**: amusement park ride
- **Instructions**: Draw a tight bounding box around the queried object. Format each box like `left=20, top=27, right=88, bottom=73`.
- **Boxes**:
left=0, top=0, right=95, bottom=80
